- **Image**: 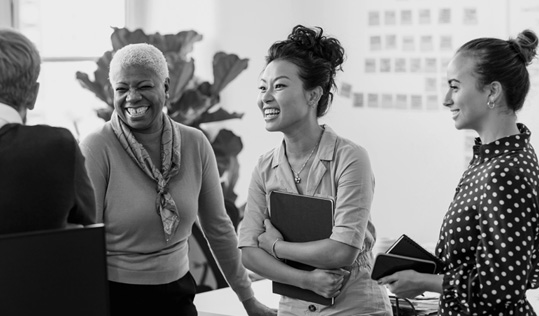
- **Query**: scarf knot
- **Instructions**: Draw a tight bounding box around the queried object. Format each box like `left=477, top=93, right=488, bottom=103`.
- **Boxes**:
left=111, top=112, right=182, bottom=242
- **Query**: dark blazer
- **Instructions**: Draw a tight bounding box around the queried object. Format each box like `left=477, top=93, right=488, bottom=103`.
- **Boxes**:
left=0, top=124, right=96, bottom=234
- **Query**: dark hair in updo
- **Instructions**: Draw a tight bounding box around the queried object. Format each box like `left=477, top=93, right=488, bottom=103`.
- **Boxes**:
left=457, top=29, right=538, bottom=112
left=266, top=25, right=345, bottom=117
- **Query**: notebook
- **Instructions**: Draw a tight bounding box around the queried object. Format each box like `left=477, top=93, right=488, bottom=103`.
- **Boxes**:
left=371, top=234, right=443, bottom=281
left=269, top=190, right=335, bottom=305
left=386, top=234, right=443, bottom=273
left=371, top=253, right=437, bottom=280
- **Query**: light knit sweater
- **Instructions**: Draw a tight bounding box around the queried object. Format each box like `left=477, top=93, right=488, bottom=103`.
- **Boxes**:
left=80, top=121, right=253, bottom=301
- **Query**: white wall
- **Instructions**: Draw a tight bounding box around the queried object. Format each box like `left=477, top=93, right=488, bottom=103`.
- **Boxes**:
left=0, top=0, right=13, bottom=28
left=131, top=0, right=539, bottom=245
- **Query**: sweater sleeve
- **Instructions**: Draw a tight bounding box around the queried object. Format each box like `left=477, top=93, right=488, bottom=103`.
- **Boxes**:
left=196, top=134, right=254, bottom=302
left=79, top=130, right=110, bottom=224
left=68, top=140, right=97, bottom=225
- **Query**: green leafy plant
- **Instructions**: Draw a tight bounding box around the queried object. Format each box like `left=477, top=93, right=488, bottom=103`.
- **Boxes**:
left=76, top=27, right=248, bottom=203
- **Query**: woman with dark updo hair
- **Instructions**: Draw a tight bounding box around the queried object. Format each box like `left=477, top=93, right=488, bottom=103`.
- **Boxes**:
left=238, top=25, right=392, bottom=315
left=378, top=30, right=539, bottom=315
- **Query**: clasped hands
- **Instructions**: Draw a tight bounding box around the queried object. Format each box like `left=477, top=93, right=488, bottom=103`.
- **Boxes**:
left=258, top=219, right=349, bottom=299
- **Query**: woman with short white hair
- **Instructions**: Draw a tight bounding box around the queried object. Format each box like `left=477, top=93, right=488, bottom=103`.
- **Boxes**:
left=80, top=43, right=275, bottom=316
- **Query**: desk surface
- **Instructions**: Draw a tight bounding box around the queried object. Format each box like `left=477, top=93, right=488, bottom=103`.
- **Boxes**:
left=196, top=279, right=279, bottom=316
left=196, top=278, right=539, bottom=315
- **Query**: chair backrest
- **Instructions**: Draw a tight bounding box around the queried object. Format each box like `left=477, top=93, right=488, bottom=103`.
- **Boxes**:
left=0, top=224, right=109, bottom=316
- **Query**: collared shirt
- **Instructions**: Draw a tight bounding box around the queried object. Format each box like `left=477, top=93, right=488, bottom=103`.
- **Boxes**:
left=0, top=102, right=23, bottom=129
left=437, top=123, right=539, bottom=315
left=239, top=125, right=376, bottom=252
left=239, top=125, right=392, bottom=315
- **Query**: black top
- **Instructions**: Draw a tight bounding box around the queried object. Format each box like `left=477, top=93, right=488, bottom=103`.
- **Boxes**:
left=0, top=124, right=96, bottom=234
left=437, top=124, right=539, bottom=315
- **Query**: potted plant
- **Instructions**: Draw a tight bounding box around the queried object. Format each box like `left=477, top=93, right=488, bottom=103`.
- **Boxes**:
left=76, top=27, right=248, bottom=205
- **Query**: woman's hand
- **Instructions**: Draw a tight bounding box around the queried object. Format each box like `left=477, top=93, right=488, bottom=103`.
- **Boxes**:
left=377, top=270, right=428, bottom=299
left=304, top=268, right=350, bottom=298
left=242, top=296, right=277, bottom=316
left=257, top=219, right=283, bottom=255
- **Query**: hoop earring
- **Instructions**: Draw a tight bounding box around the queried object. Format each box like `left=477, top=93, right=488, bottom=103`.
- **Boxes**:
left=487, top=100, right=495, bottom=109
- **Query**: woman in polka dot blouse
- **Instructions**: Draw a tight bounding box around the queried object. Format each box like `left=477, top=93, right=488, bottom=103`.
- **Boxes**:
left=378, top=29, right=539, bottom=315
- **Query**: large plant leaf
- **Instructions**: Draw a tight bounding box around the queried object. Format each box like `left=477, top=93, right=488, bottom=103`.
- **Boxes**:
left=166, top=53, right=195, bottom=104
left=163, top=30, right=203, bottom=58
left=95, top=51, right=113, bottom=82
left=196, top=81, right=222, bottom=109
left=212, top=129, right=243, bottom=203
left=111, top=27, right=202, bottom=57
left=75, top=50, right=114, bottom=108
left=168, top=89, right=212, bottom=126
left=212, top=129, right=243, bottom=157
left=197, top=81, right=212, bottom=97
left=75, top=72, right=106, bottom=104
left=199, top=108, right=244, bottom=124
left=111, top=27, right=150, bottom=51
left=75, top=72, right=113, bottom=108
left=149, top=32, right=168, bottom=51
left=96, top=107, right=113, bottom=121
left=94, top=51, right=114, bottom=107
left=211, top=52, right=249, bottom=95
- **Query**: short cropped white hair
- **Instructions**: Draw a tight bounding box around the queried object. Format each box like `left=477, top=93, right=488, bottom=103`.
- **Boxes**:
left=109, top=43, right=169, bottom=83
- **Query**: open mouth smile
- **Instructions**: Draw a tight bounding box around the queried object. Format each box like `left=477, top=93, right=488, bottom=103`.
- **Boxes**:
left=126, top=106, right=149, bottom=118
left=264, top=108, right=280, bottom=120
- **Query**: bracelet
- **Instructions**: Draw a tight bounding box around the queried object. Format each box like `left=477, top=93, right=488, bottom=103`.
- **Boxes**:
left=271, top=238, right=282, bottom=260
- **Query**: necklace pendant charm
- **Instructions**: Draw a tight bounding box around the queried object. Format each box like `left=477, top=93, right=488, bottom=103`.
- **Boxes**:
left=294, top=175, right=301, bottom=184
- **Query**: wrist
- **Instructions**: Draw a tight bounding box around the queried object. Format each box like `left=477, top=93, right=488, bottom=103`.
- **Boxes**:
left=271, top=238, right=282, bottom=260
left=298, top=269, right=311, bottom=290
left=424, top=273, right=444, bottom=294
left=241, top=295, right=255, bottom=305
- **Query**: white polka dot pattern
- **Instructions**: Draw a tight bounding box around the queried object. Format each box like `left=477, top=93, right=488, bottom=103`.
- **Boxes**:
left=436, top=124, right=539, bottom=315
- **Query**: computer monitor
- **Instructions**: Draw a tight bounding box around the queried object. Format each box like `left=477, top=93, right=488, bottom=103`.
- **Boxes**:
left=0, top=224, right=109, bottom=316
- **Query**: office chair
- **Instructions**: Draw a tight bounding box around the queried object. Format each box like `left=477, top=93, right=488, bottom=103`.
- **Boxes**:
left=0, top=224, right=109, bottom=316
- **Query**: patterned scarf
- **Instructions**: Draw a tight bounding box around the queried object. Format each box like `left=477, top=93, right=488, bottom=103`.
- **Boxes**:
left=111, top=112, right=181, bottom=242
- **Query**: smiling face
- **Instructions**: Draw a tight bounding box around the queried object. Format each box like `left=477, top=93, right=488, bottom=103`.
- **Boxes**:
left=444, top=53, right=491, bottom=132
left=257, top=59, right=315, bottom=134
left=111, top=64, right=169, bottom=133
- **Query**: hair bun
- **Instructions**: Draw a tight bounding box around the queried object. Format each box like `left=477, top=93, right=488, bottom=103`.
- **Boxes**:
left=511, top=29, right=538, bottom=65
left=288, top=25, right=345, bottom=71
left=289, top=26, right=318, bottom=49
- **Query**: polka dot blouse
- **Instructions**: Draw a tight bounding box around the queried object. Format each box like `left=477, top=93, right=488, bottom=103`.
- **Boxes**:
left=436, top=124, right=539, bottom=315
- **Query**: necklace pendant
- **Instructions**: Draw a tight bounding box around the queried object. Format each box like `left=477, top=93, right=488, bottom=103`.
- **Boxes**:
left=294, top=175, right=301, bottom=184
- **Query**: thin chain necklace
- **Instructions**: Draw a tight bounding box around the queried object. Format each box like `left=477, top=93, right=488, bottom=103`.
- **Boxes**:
left=287, top=129, right=324, bottom=184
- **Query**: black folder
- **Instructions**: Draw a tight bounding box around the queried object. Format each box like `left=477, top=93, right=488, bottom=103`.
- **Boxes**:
left=371, top=253, right=437, bottom=280
left=386, top=234, right=443, bottom=273
left=371, top=234, right=443, bottom=280
left=269, top=190, right=335, bottom=305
